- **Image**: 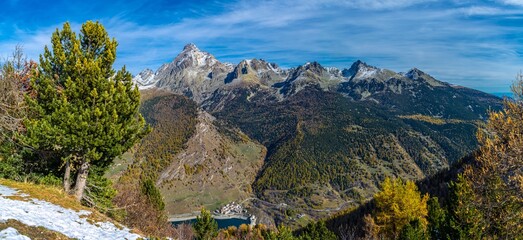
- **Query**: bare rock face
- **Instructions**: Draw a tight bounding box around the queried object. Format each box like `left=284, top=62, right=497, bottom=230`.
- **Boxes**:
left=225, top=59, right=286, bottom=87
left=133, top=68, right=156, bottom=89
left=151, top=44, right=234, bottom=103
left=274, top=62, right=344, bottom=96
left=404, top=68, right=446, bottom=87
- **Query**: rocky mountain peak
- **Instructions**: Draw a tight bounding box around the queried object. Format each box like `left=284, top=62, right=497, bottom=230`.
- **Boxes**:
left=183, top=43, right=198, bottom=51
left=223, top=58, right=285, bottom=86
left=172, top=43, right=218, bottom=69
left=405, top=68, right=426, bottom=80
left=137, top=68, right=154, bottom=78
left=404, top=68, right=446, bottom=87
left=343, top=60, right=378, bottom=79
left=132, top=68, right=156, bottom=89
left=235, top=59, right=280, bottom=73
left=302, top=61, right=325, bottom=72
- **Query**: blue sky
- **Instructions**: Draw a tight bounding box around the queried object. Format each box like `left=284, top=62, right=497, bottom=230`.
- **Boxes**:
left=1, top=0, right=523, bottom=93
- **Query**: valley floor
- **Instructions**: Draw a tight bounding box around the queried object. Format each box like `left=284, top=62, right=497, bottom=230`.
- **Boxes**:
left=0, top=183, right=141, bottom=240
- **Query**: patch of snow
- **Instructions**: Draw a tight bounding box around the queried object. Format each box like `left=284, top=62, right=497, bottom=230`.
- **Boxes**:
left=133, top=68, right=158, bottom=90
left=357, top=68, right=377, bottom=79
left=0, top=184, right=142, bottom=240
left=0, top=185, right=18, bottom=197
left=137, top=84, right=157, bottom=90
left=0, top=227, right=30, bottom=240
left=181, top=48, right=216, bottom=68
left=267, top=62, right=276, bottom=72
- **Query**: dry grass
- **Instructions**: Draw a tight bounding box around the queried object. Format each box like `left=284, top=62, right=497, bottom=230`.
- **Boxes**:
left=0, top=178, right=82, bottom=211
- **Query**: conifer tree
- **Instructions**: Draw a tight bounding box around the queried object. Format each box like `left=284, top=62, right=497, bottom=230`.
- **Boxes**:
left=398, top=219, right=428, bottom=240
left=299, top=220, right=337, bottom=240
left=427, top=197, right=449, bottom=240
left=193, top=208, right=218, bottom=240
left=24, top=21, right=147, bottom=201
left=448, top=174, right=483, bottom=239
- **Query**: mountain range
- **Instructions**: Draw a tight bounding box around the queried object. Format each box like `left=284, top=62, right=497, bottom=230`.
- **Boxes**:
left=129, top=43, right=502, bottom=227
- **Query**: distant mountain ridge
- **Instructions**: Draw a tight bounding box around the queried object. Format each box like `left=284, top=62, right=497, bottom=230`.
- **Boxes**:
left=131, top=43, right=503, bottom=227
left=133, top=44, right=457, bottom=104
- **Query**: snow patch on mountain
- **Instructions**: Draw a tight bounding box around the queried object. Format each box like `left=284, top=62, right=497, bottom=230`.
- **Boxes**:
left=132, top=68, right=158, bottom=90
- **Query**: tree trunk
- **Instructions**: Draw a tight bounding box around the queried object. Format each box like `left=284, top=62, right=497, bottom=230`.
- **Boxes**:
left=63, top=159, right=71, bottom=193
left=73, top=158, right=90, bottom=201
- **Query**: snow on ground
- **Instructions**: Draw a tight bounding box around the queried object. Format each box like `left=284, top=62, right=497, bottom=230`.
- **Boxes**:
left=0, top=184, right=142, bottom=240
left=0, top=227, right=30, bottom=240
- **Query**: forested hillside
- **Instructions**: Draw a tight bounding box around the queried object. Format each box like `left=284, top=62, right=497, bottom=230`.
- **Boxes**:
left=207, top=85, right=496, bottom=215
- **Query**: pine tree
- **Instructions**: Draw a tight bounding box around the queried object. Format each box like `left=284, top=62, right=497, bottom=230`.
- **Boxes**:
left=193, top=208, right=218, bottom=240
left=24, top=21, right=147, bottom=201
left=398, top=219, right=428, bottom=240
left=447, top=174, right=483, bottom=239
left=427, top=197, right=449, bottom=240
left=299, top=220, right=337, bottom=240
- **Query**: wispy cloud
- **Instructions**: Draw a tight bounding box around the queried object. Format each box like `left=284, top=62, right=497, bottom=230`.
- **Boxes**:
left=1, top=0, right=522, bottom=92
left=498, top=0, right=523, bottom=6
left=459, top=6, right=505, bottom=16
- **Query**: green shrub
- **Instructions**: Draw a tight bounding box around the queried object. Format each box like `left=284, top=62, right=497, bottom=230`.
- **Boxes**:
left=141, top=178, right=165, bottom=211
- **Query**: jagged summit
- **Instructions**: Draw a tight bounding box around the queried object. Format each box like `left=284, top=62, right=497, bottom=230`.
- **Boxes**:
left=404, top=67, right=446, bottom=87
left=342, top=60, right=372, bottom=77
left=404, top=68, right=426, bottom=79
left=133, top=68, right=156, bottom=89
left=285, top=61, right=332, bottom=83
left=342, top=60, right=399, bottom=82
left=183, top=43, right=198, bottom=51
left=172, top=43, right=218, bottom=69
left=223, top=58, right=286, bottom=87
left=237, top=59, right=279, bottom=73
left=302, top=61, right=325, bottom=72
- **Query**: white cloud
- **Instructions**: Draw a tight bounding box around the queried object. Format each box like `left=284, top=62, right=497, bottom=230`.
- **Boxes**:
left=459, top=6, right=505, bottom=15
left=338, top=0, right=434, bottom=9
left=0, top=27, right=53, bottom=63
left=498, top=0, right=523, bottom=6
